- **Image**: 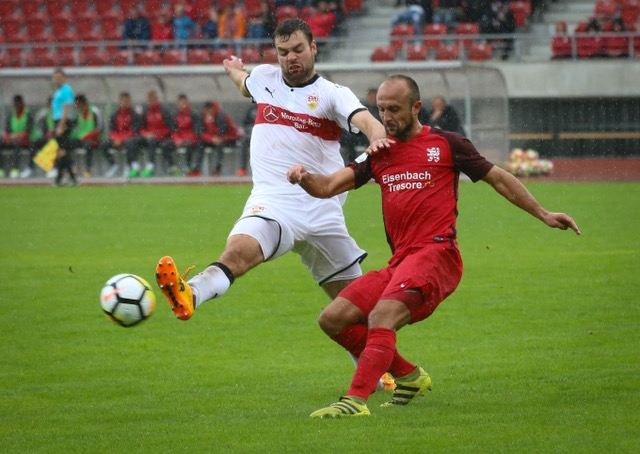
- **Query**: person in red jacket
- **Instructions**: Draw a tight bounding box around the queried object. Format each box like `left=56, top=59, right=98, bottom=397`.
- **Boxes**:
left=307, top=0, right=336, bottom=39
left=99, top=92, right=143, bottom=178
left=187, top=101, right=243, bottom=177
left=136, top=90, right=177, bottom=177
left=151, top=11, right=174, bottom=51
left=172, top=94, right=201, bottom=174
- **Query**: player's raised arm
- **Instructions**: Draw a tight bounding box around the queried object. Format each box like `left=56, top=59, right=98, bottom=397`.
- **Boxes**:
left=288, top=164, right=356, bottom=199
left=482, top=166, right=581, bottom=235
left=223, top=56, right=251, bottom=98
left=350, top=109, right=394, bottom=155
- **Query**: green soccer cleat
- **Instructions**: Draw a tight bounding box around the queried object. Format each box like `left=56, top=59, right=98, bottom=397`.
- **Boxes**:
left=310, top=397, right=370, bottom=419
left=127, top=168, right=140, bottom=178
left=380, top=367, right=432, bottom=407
left=142, top=168, right=153, bottom=178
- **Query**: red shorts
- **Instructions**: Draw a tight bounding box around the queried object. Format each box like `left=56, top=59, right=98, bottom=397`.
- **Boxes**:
left=339, top=242, right=463, bottom=324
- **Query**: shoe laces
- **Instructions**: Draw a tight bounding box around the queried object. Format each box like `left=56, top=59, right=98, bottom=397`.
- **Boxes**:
left=181, top=265, right=196, bottom=281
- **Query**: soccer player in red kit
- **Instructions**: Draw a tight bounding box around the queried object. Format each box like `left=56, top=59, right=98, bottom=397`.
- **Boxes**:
left=288, top=75, right=581, bottom=418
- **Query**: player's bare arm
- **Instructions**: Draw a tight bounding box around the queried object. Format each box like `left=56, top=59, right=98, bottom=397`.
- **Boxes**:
left=287, top=164, right=356, bottom=199
left=223, top=56, right=251, bottom=98
left=350, top=109, right=394, bottom=155
left=483, top=166, right=581, bottom=235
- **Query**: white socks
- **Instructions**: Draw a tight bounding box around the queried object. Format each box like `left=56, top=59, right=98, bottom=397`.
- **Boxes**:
left=188, top=264, right=233, bottom=308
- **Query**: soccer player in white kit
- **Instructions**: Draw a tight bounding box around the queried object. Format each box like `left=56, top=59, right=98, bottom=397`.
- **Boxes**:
left=155, top=19, right=389, bottom=331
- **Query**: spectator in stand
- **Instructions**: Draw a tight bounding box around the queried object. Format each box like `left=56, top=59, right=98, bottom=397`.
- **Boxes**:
left=99, top=92, right=143, bottom=178
left=391, top=0, right=432, bottom=36
left=307, top=0, right=337, bottom=39
left=425, top=95, right=465, bottom=136
left=137, top=90, right=178, bottom=177
left=237, top=103, right=258, bottom=177
left=480, top=0, right=516, bottom=59
left=432, top=0, right=463, bottom=27
left=187, top=101, right=242, bottom=177
left=328, top=0, right=346, bottom=36
left=1, top=95, right=36, bottom=179
left=201, top=7, right=220, bottom=48
left=174, top=0, right=198, bottom=21
left=122, top=5, right=151, bottom=48
left=69, top=94, right=104, bottom=178
left=605, top=18, right=630, bottom=58
left=173, top=3, right=198, bottom=48
left=247, top=0, right=276, bottom=40
left=463, top=0, right=491, bottom=24
left=151, top=10, right=174, bottom=51
left=551, top=20, right=572, bottom=59
left=218, top=1, right=247, bottom=45
left=172, top=93, right=201, bottom=174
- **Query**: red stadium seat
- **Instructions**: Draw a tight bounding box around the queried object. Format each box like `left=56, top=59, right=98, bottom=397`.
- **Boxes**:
left=604, top=34, right=631, bottom=56
left=32, top=52, right=61, bottom=68
left=76, top=15, right=97, bottom=37
left=0, top=52, right=12, bottom=68
left=594, top=0, right=619, bottom=19
left=211, top=48, right=234, bottom=64
left=145, top=0, right=165, bottom=15
left=68, top=1, right=90, bottom=15
left=58, top=30, right=80, bottom=44
left=20, top=0, right=40, bottom=16
left=621, top=3, right=639, bottom=27
left=435, top=44, right=460, bottom=60
left=260, top=47, right=278, bottom=63
left=111, top=50, right=133, bottom=66
left=135, top=50, right=162, bottom=65
left=44, top=0, right=69, bottom=17
left=58, top=48, right=77, bottom=67
left=2, top=16, right=24, bottom=37
left=390, top=23, right=415, bottom=51
left=370, top=46, right=396, bottom=62
left=454, top=22, right=480, bottom=48
left=0, top=1, right=16, bottom=17
left=275, top=6, right=298, bottom=25
left=574, top=21, right=589, bottom=33
left=467, top=42, right=493, bottom=60
left=240, top=46, right=262, bottom=63
left=551, top=35, right=573, bottom=58
left=576, top=35, right=604, bottom=58
left=186, top=48, right=210, bottom=64
left=406, top=44, right=429, bottom=61
left=26, top=16, right=49, bottom=37
left=422, top=23, right=448, bottom=49
left=51, top=15, right=72, bottom=35
left=161, top=49, right=185, bottom=65
left=94, top=0, right=114, bottom=15
left=244, top=0, right=262, bottom=17
left=102, top=16, right=121, bottom=35
left=79, top=49, right=111, bottom=66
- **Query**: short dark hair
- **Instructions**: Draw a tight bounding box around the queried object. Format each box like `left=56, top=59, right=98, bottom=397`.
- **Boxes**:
left=75, top=94, right=88, bottom=104
left=178, top=93, right=188, bottom=100
left=386, top=75, right=421, bottom=106
left=53, top=67, right=65, bottom=76
left=273, top=18, right=313, bottom=45
left=203, top=101, right=214, bottom=109
left=13, top=94, right=23, bottom=104
left=119, top=91, right=130, bottom=98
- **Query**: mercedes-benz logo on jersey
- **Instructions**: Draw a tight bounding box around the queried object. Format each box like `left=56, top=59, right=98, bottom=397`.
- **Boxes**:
left=263, top=105, right=279, bottom=123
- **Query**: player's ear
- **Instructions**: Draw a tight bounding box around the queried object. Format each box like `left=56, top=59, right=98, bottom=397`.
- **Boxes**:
left=413, top=100, right=422, bottom=116
left=310, top=40, right=318, bottom=57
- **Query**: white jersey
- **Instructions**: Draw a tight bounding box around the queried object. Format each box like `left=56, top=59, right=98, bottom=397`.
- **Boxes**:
left=245, top=64, right=366, bottom=197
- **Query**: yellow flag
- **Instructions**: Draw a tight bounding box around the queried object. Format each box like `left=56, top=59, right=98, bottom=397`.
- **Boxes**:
left=33, top=139, right=59, bottom=172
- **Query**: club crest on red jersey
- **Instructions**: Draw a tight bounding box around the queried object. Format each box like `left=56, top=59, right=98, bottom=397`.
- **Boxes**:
left=426, top=147, right=441, bottom=162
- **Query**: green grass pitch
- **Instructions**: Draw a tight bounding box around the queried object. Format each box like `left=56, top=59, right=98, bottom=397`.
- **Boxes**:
left=1, top=181, right=638, bottom=453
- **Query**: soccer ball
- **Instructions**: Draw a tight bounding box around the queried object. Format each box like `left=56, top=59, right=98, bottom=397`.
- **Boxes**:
left=100, top=274, right=156, bottom=327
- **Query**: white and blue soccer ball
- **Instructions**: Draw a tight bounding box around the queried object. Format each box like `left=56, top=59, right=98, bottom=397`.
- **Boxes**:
left=100, top=274, right=155, bottom=327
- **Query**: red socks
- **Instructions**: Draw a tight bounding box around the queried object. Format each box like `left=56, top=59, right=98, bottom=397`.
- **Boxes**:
left=346, top=327, right=396, bottom=400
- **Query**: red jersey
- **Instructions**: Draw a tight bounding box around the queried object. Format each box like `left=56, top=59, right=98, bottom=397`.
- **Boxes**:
left=200, top=102, right=242, bottom=143
left=350, top=126, right=493, bottom=266
left=172, top=105, right=198, bottom=143
left=109, top=107, right=140, bottom=141
left=141, top=104, right=172, bottom=140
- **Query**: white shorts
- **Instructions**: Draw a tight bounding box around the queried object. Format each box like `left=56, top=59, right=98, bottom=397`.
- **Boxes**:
left=228, top=193, right=367, bottom=285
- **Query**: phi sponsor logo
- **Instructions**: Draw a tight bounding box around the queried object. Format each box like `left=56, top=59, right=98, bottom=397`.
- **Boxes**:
left=426, top=147, right=440, bottom=162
